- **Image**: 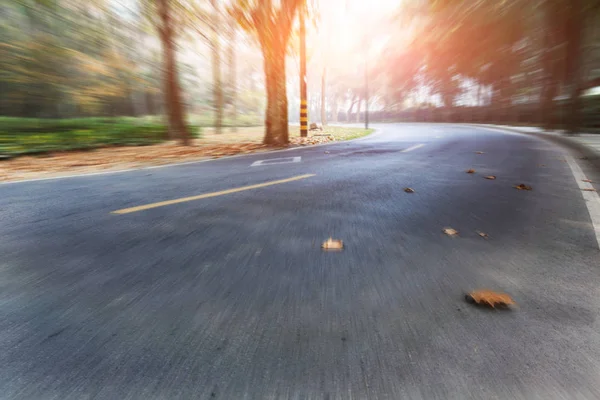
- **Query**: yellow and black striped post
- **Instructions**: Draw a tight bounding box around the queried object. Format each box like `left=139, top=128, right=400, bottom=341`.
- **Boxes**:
left=299, top=1, right=308, bottom=137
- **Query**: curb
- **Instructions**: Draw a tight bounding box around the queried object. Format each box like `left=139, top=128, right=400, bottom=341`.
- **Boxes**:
left=467, top=124, right=600, bottom=171
left=0, top=127, right=381, bottom=185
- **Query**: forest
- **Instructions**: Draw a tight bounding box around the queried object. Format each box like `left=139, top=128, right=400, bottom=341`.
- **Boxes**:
left=1, top=0, right=599, bottom=156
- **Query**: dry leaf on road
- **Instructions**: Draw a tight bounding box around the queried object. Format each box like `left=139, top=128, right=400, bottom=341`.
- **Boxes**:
left=443, top=227, right=459, bottom=236
left=465, top=290, right=515, bottom=308
left=404, top=187, right=415, bottom=193
left=466, top=169, right=475, bottom=174
left=475, top=151, right=485, bottom=154
left=322, top=238, right=343, bottom=251
left=583, top=179, right=592, bottom=183
left=477, top=231, right=489, bottom=239
left=484, top=176, right=496, bottom=180
left=514, top=184, right=532, bottom=190
left=582, top=188, right=597, bottom=192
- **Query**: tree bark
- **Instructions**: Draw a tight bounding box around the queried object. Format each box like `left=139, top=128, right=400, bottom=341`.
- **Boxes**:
left=210, top=0, right=223, bottom=134
left=227, top=18, right=237, bottom=132
left=347, top=96, right=357, bottom=121
left=541, top=76, right=559, bottom=130
left=565, top=0, right=583, bottom=134
left=157, top=0, right=190, bottom=144
left=331, top=93, right=338, bottom=123
left=321, top=67, right=327, bottom=125
left=263, top=48, right=289, bottom=145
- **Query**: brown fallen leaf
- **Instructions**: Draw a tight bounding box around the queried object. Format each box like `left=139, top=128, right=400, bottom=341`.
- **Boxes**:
left=465, top=290, right=515, bottom=308
left=538, top=164, right=546, bottom=167
left=324, top=151, right=330, bottom=154
left=475, top=151, right=485, bottom=154
left=404, top=187, right=415, bottom=193
left=466, top=169, right=475, bottom=174
left=322, top=238, right=343, bottom=251
left=442, top=227, right=459, bottom=236
left=514, top=184, right=532, bottom=190
left=583, top=179, right=592, bottom=183
left=582, top=188, right=597, bottom=192
left=484, top=175, right=496, bottom=180
left=477, top=231, right=489, bottom=239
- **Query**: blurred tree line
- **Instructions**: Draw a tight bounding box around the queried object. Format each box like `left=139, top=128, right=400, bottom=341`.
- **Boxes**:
left=0, top=0, right=272, bottom=144
left=1, top=0, right=163, bottom=118
left=3, top=0, right=599, bottom=150
left=367, top=0, right=600, bottom=132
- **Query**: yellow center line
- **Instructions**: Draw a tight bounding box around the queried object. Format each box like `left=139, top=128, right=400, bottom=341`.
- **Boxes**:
left=111, top=174, right=316, bottom=215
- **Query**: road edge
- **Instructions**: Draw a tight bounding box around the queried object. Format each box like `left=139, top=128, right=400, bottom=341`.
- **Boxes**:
left=465, top=124, right=600, bottom=171
left=467, top=123, right=600, bottom=249
left=0, top=127, right=381, bottom=185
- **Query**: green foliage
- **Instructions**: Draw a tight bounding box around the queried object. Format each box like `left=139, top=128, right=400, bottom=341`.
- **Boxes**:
left=188, top=113, right=262, bottom=127
left=0, top=0, right=161, bottom=118
left=324, top=126, right=374, bottom=141
left=0, top=117, right=201, bottom=157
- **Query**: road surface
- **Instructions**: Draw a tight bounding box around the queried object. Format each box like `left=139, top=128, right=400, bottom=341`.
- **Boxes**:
left=2, top=123, right=600, bottom=399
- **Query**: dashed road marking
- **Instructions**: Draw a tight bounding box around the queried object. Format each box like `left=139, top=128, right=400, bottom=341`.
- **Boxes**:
left=565, top=157, right=600, bottom=249
left=112, top=174, right=316, bottom=215
left=251, top=157, right=301, bottom=167
left=402, top=144, right=425, bottom=153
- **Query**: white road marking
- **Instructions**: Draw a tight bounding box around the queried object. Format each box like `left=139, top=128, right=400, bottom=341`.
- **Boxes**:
left=251, top=156, right=301, bottom=167
left=565, top=156, right=600, bottom=249
left=402, top=144, right=425, bottom=153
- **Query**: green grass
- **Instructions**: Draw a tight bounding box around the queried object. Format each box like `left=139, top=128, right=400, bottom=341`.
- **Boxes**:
left=0, top=117, right=201, bottom=157
left=320, top=126, right=375, bottom=141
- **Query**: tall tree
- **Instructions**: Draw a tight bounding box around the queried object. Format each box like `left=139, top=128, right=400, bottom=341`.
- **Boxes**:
left=156, top=0, right=190, bottom=145
left=233, top=0, right=303, bottom=145
left=227, top=15, right=238, bottom=131
left=321, top=67, right=327, bottom=125
left=210, top=0, right=224, bottom=134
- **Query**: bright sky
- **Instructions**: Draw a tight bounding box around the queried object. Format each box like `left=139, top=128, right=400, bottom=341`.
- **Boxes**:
left=316, top=0, right=402, bottom=63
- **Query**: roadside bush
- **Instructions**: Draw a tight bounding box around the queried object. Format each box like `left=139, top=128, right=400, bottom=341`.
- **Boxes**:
left=0, top=117, right=201, bottom=157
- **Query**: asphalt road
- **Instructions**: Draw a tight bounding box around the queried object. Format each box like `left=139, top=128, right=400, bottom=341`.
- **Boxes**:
left=2, top=123, right=600, bottom=399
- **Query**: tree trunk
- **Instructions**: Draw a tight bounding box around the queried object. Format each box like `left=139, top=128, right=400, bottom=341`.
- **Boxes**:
left=539, top=1, right=564, bottom=131
left=157, top=0, right=190, bottom=144
left=263, top=48, right=289, bottom=145
left=331, top=93, right=338, bottom=123
left=541, top=77, right=559, bottom=130
left=565, top=0, right=583, bottom=134
left=320, top=67, right=327, bottom=126
left=347, top=96, right=357, bottom=121
left=211, top=0, right=223, bottom=134
left=227, top=18, right=237, bottom=132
